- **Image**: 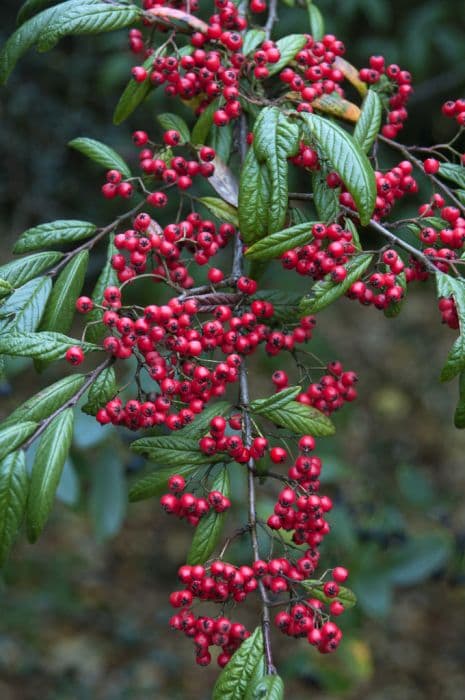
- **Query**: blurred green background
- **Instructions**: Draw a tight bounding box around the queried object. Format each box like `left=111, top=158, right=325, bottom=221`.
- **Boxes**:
left=1, top=0, right=465, bottom=698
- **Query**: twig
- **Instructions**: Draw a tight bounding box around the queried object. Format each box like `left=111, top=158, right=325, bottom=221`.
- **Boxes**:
left=263, top=0, right=278, bottom=40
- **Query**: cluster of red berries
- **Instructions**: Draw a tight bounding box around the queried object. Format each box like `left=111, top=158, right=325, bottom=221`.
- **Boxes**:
left=441, top=98, right=465, bottom=128
left=297, top=363, right=358, bottom=416
left=439, top=297, right=459, bottom=330
left=160, top=474, right=231, bottom=526
left=359, top=55, right=413, bottom=138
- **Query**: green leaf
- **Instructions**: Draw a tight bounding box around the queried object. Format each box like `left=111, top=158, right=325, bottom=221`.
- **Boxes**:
left=198, top=197, right=239, bottom=227
left=26, top=409, right=74, bottom=542
left=213, top=626, right=265, bottom=700
left=454, top=371, right=465, bottom=428
left=438, top=163, right=465, bottom=189
left=13, top=220, right=96, bottom=254
left=129, top=463, right=201, bottom=502
left=1, top=374, right=85, bottom=430
left=253, top=400, right=335, bottom=437
left=0, top=279, right=13, bottom=299
left=0, top=331, right=99, bottom=361
left=245, top=221, right=316, bottom=261
left=82, top=366, right=117, bottom=415
left=39, top=250, right=88, bottom=334
left=85, top=238, right=118, bottom=344
left=436, top=274, right=465, bottom=381
left=187, top=467, right=230, bottom=565
left=301, top=580, right=357, bottom=608
left=307, top=2, right=324, bottom=41
left=344, top=216, right=362, bottom=251
left=301, top=113, right=376, bottom=225
left=0, top=276, right=51, bottom=332
left=0, top=451, right=28, bottom=567
left=0, top=422, right=38, bottom=461
left=17, top=0, right=61, bottom=25
left=254, top=289, right=303, bottom=322
left=0, top=252, right=63, bottom=287
left=387, top=532, right=452, bottom=586
left=157, top=113, right=190, bottom=144
left=1, top=0, right=142, bottom=84
left=243, top=29, right=265, bottom=56
left=299, top=253, right=374, bottom=314
left=266, top=35, right=308, bottom=77
left=238, top=147, right=271, bottom=244
left=192, top=99, right=219, bottom=145
left=245, top=675, right=284, bottom=700
left=208, top=122, right=233, bottom=164
left=130, top=435, right=221, bottom=466
left=353, top=90, right=383, bottom=153
left=113, top=52, right=155, bottom=125
left=253, top=107, right=300, bottom=233
left=312, top=168, right=340, bottom=222
left=69, top=136, right=131, bottom=178
left=251, top=386, right=302, bottom=412
left=89, top=449, right=126, bottom=540
left=180, top=400, right=232, bottom=438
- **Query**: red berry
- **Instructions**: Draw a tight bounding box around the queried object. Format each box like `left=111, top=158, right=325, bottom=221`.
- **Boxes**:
left=65, top=346, right=84, bottom=366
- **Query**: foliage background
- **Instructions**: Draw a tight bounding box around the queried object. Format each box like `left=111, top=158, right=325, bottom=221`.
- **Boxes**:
left=1, top=0, right=465, bottom=697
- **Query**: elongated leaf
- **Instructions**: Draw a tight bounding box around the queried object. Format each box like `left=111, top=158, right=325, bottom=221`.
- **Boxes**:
left=192, top=99, right=219, bottom=145
left=39, top=250, right=88, bottom=334
left=245, top=675, right=284, bottom=700
left=1, top=374, right=85, bottom=430
left=0, top=451, right=28, bottom=566
left=69, top=137, right=131, bottom=178
left=187, top=467, right=230, bottom=565
left=0, top=276, right=51, bottom=333
left=307, top=2, right=324, bottom=40
left=301, top=580, right=357, bottom=608
left=198, top=197, right=239, bottom=227
left=267, top=35, right=307, bottom=77
left=253, top=400, right=335, bottom=437
left=436, top=274, right=465, bottom=381
left=131, top=435, right=221, bottom=466
left=113, top=52, right=155, bottom=125
left=213, top=627, right=265, bottom=700
left=0, top=422, right=38, bottom=461
left=157, top=113, right=190, bottom=144
left=301, top=113, right=376, bottom=225
left=129, top=463, right=201, bottom=502
left=239, top=147, right=270, bottom=244
left=89, top=450, right=126, bottom=540
left=17, top=0, right=61, bottom=25
left=208, top=155, right=239, bottom=207
left=454, top=371, right=465, bottom=428
left=245, top=222, right=315, bottom=261
left=312, top=168, right=340, bottom=222
left=26, top=409, right=74, bottom=542
left=82, top=366, right=117, bottom=415
left=0, top=252, right=62, bottom=287
left=299, top=253, right=374, bottom=314
left=251, top=386, right=302, bottom=412
left=253, top=107, right=300, bottom=233
left=243, top=29, right=265, bottom=56
left=0, top=331, right=98, bottom=361
left=438, top=163, right=465, bottom=189
left=13, top=220, right=96, bottom=254
left=208, top=123, right=233, bottom=164
left=353, top=90, right=383, bottom=153
left=180, top=400, right=231, bottom=438
left=85, top=238, right=118, bottom=344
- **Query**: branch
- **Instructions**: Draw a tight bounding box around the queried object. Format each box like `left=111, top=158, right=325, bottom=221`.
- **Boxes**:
left=263, top=0, right=278, bottom=41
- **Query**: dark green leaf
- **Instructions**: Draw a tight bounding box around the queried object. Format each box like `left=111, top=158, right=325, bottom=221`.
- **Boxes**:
left=312, top=168, right=340, bottom=222
left=69, top=136, right=131, bottom=178
left=0, top=252, right=63, bottom=287
left=436, top=274, right=465, bottom=381
left=89, top=449, right=126, bottom=540
left=266, top=35, right=307, bottom=77
left=113, top=52, right=154, bottom=125
left=13, top=220, right=96, bottom=254
left=245, top=221, right=316, bottom=261
left=17, top=0, right=61, bottom=25
left=82, top=366, right=117, bottom=416
left=251, top=386, right=302, bottom=412
left=387, top=532, right=452, bottom=586
left=198, top=197, right=239, bottom=226
left=129, top=463, right=201, bottom=502
left=299, top=253, right=374, bottom=314
left=0, top=422, right=38, bottom=462
left=353, top=90, right=383, bottom=153
left=187, top=467, right=230, bottom=565
left=454, top=371, right=465, bottom=428
left=180, top=400, right=232, bottom=438
left=344, top=217, right=362, bottom=251
left=301, top=113, right=376, bottom=225
left=307, top=3, right=324, bottom=40
left=85, top=238, right=118, bottom=344
left=192, top=99, right=219, bottom=145
left=38, top=250, right=88, bottom=335
left=301, top=580, right=357, bottom=608
left=253, top=107, right=300, bottom=233
left=26, top=409, right=74, bottom=542
left=0, top=279, right=13, bottom=299
left=208, top=122, right=233, bottom=164
left=0, top=331, right=99, bottom=361
left=238, top=147, right=270, bottom=244
left=0, top=276, right=51, bottom=332
left=130, top=435, right=221, bottom=466
left=439, top=163, right=465, bottom=189
left=245, top=675, right=284, bottom=700
left=253, top=400, right=335, bottom=437
left=0, top=451, right=28, bottom=566
left=213, top=626, right=265, bottom=700
left=243, top=29, right=265, bottom=56
left=157, top=113, right=190, bottom=144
